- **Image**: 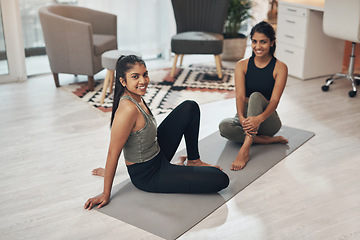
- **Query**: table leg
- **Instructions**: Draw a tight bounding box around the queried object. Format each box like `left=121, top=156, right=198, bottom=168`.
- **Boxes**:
left=109, top=70, right=115, bottom=94
left=100, top=70, right=111, bottom=104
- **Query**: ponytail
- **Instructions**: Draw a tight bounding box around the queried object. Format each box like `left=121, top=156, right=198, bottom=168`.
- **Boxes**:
left=110, top=55, right=146, bottom=127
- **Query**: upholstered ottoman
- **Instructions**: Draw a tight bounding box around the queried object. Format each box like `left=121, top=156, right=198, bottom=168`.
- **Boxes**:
left=100, top=50, right=141, bottom=104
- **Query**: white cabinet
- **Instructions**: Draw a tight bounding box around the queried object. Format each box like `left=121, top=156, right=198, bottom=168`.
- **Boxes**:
left=276, top=2, right=345, bottom=80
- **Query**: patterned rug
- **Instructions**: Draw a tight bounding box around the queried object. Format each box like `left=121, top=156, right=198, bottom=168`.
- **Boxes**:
left=63, top=64, right=235, bottom=116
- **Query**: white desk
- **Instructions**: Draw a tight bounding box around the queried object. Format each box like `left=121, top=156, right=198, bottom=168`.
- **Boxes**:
left=276, top=0, right=345, bottom=80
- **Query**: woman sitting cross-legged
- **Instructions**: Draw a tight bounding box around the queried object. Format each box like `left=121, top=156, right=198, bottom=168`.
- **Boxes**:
left=84, top=55, right=229, bottom=210
left=219, top=21, right=289, bottom=171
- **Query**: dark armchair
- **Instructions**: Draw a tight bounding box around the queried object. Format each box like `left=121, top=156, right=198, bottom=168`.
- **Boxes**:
left=170, top=0, right=229, bottom=79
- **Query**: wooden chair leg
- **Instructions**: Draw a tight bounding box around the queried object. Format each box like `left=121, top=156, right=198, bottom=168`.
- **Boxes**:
left=214, top=55, right=223, bottom=79
left=100, top=70, right=111, bottom=104
left=53, top=73, right=60, bottom=87
left=170, top=54, right=179, bottom=77
left=88, top=76, right=95, bottom=91
left=109, top=70, right=115, bottom=94
left=180, top=54, right=184, bottom=66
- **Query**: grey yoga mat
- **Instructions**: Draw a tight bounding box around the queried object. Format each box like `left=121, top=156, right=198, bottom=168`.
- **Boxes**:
left=98, top=126, right=314, bottom=240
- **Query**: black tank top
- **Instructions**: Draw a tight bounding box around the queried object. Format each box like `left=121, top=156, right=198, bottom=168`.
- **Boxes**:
left=245, top=56, right=276, bottom=101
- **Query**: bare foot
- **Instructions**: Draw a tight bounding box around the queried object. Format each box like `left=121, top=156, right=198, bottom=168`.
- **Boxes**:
left=92, top=167, right=105, bottom=177
left=174, top=156, right=187, bottom=166
left=254, top=135, right=288, bottom=144
left=187, top=159, right=222, bottom=170
left=231, top=151, right=249, bottom=171
left=273, top=136, right=289, bottom=144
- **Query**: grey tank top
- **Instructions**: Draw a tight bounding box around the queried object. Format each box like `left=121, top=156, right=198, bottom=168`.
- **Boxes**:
left=121, top=95, right=160, bottom=163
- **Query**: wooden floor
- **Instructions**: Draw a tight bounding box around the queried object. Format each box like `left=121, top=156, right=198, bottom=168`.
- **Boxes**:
left=1, top=55, right=360, bottom=240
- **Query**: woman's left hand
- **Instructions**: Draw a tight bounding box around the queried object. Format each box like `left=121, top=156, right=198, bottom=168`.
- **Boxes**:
left=84, top=193, right=110, bottom=210
left=242, top=117, right=261, bottom=135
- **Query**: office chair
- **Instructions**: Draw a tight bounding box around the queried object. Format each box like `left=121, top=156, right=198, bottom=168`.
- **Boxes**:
left=170, top=0, right=229, bottom=79
left=321, top=0, right=360, bottom=97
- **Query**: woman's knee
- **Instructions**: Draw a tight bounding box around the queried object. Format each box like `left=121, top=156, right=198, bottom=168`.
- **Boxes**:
left=247, top=92, right=268, bottom=117
left=197, top=168, right=229, bottom=192
left=219, top=119, right=234, bottom=137
left=249, top=92, right=266, bottom=103
left=181, top=100, right=200, bottom=115
left=218, top=171, right=230, bottom=190
left=210, top=169, right=229, bottom=191
left=182, top=100, right=199, bottom=109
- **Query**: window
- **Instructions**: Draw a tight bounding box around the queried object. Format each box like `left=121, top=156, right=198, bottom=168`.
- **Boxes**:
left=0, top=1, right=9, bottom=75
left=17, top=0, right=175, bottom=76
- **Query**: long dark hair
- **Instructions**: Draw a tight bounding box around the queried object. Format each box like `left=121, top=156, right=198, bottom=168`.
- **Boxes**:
left=111, top=55, right=146, bottom=127
left=250, top=21, right=276, bottom=57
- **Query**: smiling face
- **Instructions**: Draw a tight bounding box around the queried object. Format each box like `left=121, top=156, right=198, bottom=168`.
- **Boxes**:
left=251, top=32, right=274, bottom=58
left=120, top=63, right=149, bottom=100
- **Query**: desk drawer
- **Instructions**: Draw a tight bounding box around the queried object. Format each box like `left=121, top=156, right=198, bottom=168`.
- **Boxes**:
left=277, top=13, right=307, bottom=33
left=277, top=27, right=306, bottom=48
left=276, top=43, right=305, bottom=79
left=278, top=3, right=308, bottom=17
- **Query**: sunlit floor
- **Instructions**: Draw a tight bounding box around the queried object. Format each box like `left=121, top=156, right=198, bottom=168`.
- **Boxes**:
left=0, top=55, right=51, bottom=76
left=25, top=55, right=51, bottom=76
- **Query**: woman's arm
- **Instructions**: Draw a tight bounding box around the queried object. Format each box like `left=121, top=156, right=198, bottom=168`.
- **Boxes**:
left=84, top=100, right=137, bottom=210
left=234, top=59, right=248, bottom=123
left=244, top=60, right=288, bottom=130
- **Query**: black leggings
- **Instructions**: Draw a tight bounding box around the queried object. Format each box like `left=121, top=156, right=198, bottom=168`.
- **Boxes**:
left=127, top=100, right=229, bottom=193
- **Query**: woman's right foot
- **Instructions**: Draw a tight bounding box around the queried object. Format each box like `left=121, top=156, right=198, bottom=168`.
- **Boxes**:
left=187, top=159, right=222, bottom=170
left=273, top=136, right=289, bottom=144
left=254, top=135, right=288, bottom=144
left=174, top=156, right=187, bottom=166
left=92, top=167, right=105, bottom=177
left=231, top=151, right=249, bottom=171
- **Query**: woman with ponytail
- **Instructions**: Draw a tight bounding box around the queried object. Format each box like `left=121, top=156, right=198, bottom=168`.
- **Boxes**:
left=84, top=55, right=229, bottom=210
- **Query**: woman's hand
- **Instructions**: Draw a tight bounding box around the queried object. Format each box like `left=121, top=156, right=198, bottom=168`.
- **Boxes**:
left=242, top=116, right=262, bottom=136
left=84, top=193, right=110, bottom=210
left=241, top=119, right=257, bottom=137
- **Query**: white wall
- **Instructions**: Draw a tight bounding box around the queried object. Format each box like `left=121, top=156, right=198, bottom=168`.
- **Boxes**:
left=252, top=0, right=270, bottom=25
left=0, top=0, right=27, bottom=84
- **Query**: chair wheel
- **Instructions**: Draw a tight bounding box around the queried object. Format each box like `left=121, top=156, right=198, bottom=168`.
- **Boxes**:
left=322, top=85, right=329, bottom=92
left=349, top=90, right=357, bottom=97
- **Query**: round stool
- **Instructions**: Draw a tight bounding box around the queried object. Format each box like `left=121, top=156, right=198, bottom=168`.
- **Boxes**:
left=100, top=50, right=141, bottom=104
